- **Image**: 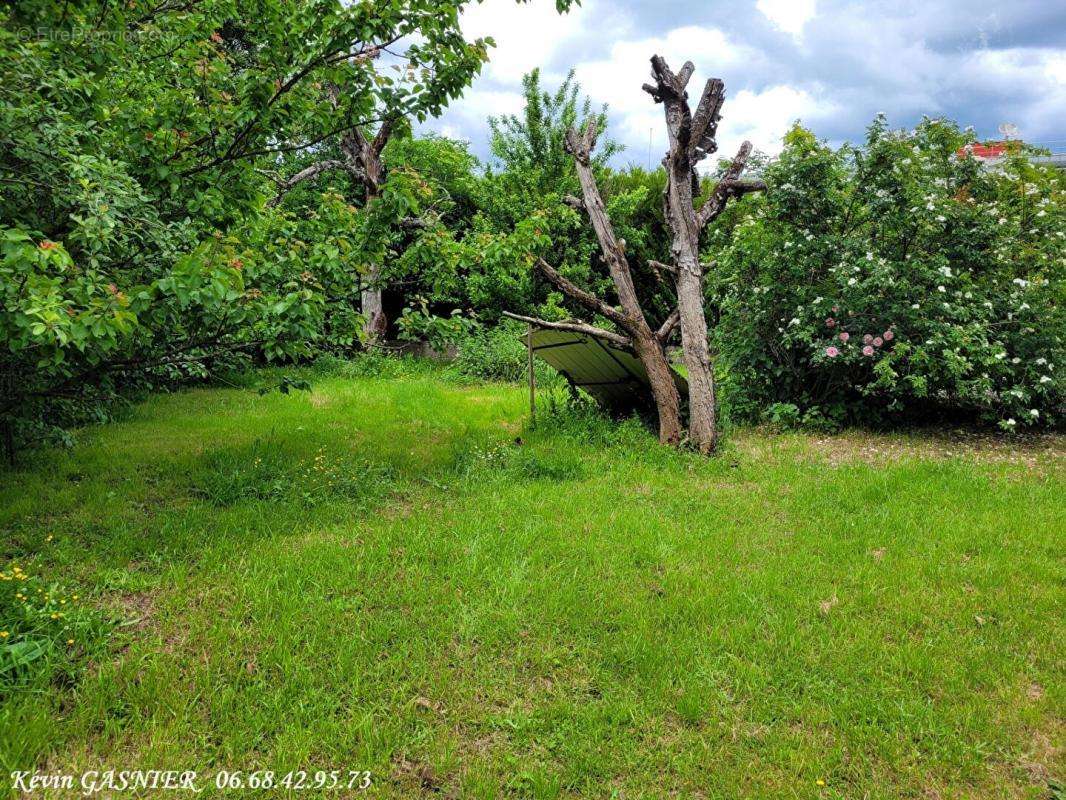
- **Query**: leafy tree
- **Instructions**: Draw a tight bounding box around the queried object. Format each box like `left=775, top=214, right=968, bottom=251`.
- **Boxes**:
left=0, top=0, right=572, bottom=454
left=488, top=69, right=619, bottom=198
left=475, top=69, right=620, bottom=319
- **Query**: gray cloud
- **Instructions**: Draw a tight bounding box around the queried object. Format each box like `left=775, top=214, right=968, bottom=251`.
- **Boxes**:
left=421, top=0, right=1066, bottom=165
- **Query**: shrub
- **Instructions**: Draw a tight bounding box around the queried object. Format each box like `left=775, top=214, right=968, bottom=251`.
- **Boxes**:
left=452, top=320, right=543, bottom=383
left=710, top=118, right=1065, bottom=430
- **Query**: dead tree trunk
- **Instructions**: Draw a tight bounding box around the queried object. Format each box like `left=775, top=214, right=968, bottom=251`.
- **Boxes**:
left=643, top=56, right=766, bottom=453
left=340, top=123, right=390, bottom=343
left=565, top=125, right=683, bottom=445
left=505, top=122, right=682, bottom=446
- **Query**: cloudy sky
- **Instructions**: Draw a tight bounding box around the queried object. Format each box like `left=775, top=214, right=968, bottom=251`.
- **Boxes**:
left=422, top=0, right=1066, bottom=170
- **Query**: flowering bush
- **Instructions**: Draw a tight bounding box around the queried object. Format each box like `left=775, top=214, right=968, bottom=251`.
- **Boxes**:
left=710, top=118, right=1064, bottom=430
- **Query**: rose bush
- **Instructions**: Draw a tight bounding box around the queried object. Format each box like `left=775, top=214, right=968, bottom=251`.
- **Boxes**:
left=710, top=118, right=1064, bottom=430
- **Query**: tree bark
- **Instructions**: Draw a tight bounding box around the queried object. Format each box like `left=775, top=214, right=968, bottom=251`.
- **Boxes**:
left=561, top=122, right=682, bottom=446
left=645, top=57, right=719, bottom=452
left=265, top=106, right=398, bottom=345
left=631, top=329, right=683, bottom=446
left=644, top=56, right=765, bottom=453
left=338, top=122, right=391, bottom=344
left=360, top=264, right=387, bottom=343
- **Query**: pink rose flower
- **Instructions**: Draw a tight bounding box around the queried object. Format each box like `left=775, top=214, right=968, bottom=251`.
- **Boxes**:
left=832, top=305, right=839, bottom=313
left=825, top=318, right=836, bottom=327
left=863, top=333, right=873, bottom=344
left=839, top=332, right=850, bottom=342
left=825, top=346, right=840, bottom=358
left=862, top=345, right=874, bottom=356
left=873, top=336, right=883, bottom=347
left=883, top=330, right=894, bottom=341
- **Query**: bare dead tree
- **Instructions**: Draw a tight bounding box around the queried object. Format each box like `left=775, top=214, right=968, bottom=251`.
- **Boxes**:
left=643, top=55, right=765, bottom=453
left=504, top=122, right=684, bottom=446
left=507, top=56, right=764, bottom=453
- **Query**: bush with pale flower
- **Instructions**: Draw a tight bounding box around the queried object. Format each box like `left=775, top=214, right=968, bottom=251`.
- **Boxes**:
left=709, top=118, right=1064, bottom=429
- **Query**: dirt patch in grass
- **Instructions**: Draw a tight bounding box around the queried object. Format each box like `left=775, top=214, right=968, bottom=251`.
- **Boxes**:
left=734, top=428, right=1066, bottom=471
left=392, top=754, right=448, bottom=795
left=106, top=590, right=157, bottom=631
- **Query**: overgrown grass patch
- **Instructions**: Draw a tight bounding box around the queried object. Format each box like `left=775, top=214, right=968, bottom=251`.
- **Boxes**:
left=191, top=439, right=399, bottom=508
left=0, top=363, right=1062, bottom=798
left=0, top=560, right=114, bottom=694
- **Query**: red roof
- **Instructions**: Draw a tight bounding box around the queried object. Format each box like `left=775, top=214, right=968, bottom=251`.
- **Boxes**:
left=957, top=141, right=1016, bottom=160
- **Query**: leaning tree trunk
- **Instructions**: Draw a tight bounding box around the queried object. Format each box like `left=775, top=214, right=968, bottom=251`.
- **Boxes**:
left=565, top=124, right=683, bottom=446
left=504, top=121, right=684, bottom=446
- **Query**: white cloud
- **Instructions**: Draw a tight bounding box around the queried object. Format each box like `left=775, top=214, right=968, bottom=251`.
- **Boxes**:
left=421, top=0, right=1065, bottom=166
left=572, top=26, right=766, bottom=167
left=423, top=0, right=630, bottom=151
left=717, top=84, right=836, bottom=156
left=461, top=0, right=628, bottom=85
left=757, top=0, right=817, bottom=39
left=422, top=88, right=525, bottom=148
left=957, top=48, right=1066, bottom=141
left=430, top=17, right=830, bottom=167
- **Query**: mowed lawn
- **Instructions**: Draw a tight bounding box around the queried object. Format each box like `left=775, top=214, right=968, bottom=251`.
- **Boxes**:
left=1, top=366, right=1063, bottom=799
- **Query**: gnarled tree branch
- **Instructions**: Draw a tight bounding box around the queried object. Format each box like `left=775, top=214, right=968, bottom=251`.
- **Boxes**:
left=266, top=159, right=364, bottom=207
left=563, top=121, right=649, bottom=328
left=656, top=308, right=681, bottom=343
left=696, top=141, right=766, bottom=228
left=501, top=312, right=632, bottom=349
left=534, top=258, right=633, bottom=331
left=689, top=78, right=724, bottom=164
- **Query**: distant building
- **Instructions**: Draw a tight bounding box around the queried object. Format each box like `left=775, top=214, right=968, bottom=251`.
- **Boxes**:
left=958, top=141, right=1014, bottom=161
left=956, top=140, right=1065, bottom=171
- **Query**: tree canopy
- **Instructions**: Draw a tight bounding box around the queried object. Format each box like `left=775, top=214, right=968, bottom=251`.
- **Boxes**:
left=1, top=3, right=1062, bottom=456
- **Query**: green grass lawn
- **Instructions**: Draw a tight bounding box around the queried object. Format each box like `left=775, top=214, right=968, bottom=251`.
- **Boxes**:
left=1, top=365, right=1063, bottom=798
